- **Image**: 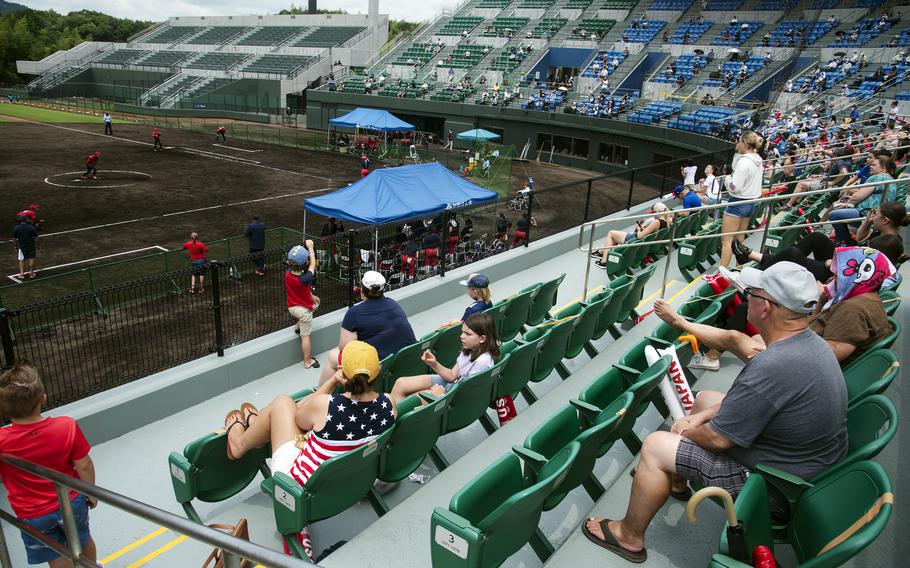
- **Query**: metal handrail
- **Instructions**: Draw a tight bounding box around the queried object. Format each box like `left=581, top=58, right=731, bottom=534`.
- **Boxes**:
left=0, top=454, right=313, bottom=568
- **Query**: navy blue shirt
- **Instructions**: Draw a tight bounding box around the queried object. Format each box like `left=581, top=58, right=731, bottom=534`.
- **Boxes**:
left=682, top=192, right=702, bottom=210
left=341, top=297, right=416, bottom=359
left=12, top=224, right=38, bottom=251
left=461, top=300, right=492, bottom=321
left=245, top=222, right=266, bottom=250
left=422, top=232, right=441, bottom=248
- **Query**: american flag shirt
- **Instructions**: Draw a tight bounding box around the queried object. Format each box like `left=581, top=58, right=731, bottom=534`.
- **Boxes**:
left=289, top=393, right=395, bottom=486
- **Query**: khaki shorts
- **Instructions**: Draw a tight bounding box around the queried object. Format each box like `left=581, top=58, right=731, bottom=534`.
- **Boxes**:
left=289, top=297, right=319, bottom=336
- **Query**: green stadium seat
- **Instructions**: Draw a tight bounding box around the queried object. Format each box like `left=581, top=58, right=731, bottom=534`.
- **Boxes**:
left=525, top=274, right=564, bottom=326
left=424, top=322, right=463, bottom=368
left=553, top=295, right=609, bottom=360
left=430, top=443, right=579, bottom=566
left=496, top=337, right=542, bottom=406
left=521, top=317, right=575, bottom=382
left=842, top=348, right=900, bottom=406
left=379, top=335, right=437, bottom=393
left=617, top=264, right=657, bottom=323
left=494, top=288, right=537, bottom=341
left=594, top=279, right=634, bottom=342
left=377, top=393, right=449, bottom=489
left=263, top=428, right=395, bottom=559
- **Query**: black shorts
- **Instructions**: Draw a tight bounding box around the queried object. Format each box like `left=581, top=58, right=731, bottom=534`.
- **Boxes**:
left=191, top=258, right=208, bottom=276
left=20, top=248, right=36, bottom=260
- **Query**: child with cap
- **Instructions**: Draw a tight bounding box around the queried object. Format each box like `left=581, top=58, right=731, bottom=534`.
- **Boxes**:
left=0, top=362, right=99, bottom=566
left=286, top=240, right=320, bottom=368
left=459, top=273, right=492, bottom=321
left=224, top=341, right=400, bottom=560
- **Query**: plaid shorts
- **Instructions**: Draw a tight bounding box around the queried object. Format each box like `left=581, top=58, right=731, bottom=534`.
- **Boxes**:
left=675, top=438, right=750, bottom=498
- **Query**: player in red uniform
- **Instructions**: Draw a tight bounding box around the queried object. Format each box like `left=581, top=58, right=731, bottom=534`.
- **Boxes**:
left=15, top=205, right=42, bottom=231
left=82, top=151, right=101, bottom=179
left=152, top=127, right=163, bottom=151
left=215, top=126, right=226, bottom=142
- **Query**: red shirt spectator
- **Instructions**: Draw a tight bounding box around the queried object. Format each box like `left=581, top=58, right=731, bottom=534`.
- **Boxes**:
left=182, top=240, right=208, bottom=260
left=0, top=417, right=90, bottom=519
left=285, top=270, right=316, bottom=311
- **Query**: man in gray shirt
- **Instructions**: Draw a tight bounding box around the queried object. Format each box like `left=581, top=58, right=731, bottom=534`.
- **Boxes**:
left=582, top=262, right=848, bottom=563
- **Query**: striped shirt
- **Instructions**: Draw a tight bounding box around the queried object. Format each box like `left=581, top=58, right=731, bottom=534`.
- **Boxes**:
left=289, top=393, right=395, bottom=486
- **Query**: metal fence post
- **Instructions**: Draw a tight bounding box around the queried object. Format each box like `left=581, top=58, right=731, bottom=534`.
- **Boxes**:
left=210, top=261, right=225, bottom=357
left=0, top=517, right=13, bottom=568
left=0, top=309, right=14, bottom=369
left=583, top=179, right=593, bottom=221
left=55, top=485, right=82, bottom=559
left=627, top=169, right=636, bottom=210
left=440, top=213, right=449, bottom=278
left=347, top=233, right=356, bottom=308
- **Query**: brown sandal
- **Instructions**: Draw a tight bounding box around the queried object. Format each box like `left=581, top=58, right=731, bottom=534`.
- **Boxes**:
left=223, top=409, right=244, bottom=460
left=581, top=518, right=647, bottom=563
left=239, top=403, right=258, bottom=429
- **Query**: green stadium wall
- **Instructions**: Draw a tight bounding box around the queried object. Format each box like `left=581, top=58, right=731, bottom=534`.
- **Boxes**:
left=176, top=79, right=281, bottom=114
left=48, top=68, right=172, bottom=103
left=306, top=91, right=733, bottom=173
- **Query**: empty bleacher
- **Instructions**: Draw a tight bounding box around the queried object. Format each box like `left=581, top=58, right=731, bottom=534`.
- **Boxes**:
left=529, top=18, right=568, bottom=38
left=437, top=16, right=484, bottom=36
left=626, top=101, right=681, bottom=123
left=765, top=19, right=838, bottom=47
left=667, top=20, right=712, bottom=44
left=571, top=19, right=616, bottom=39
left=185, top=26, right=248, bottom=45
left=185, top=77, right=233, bottom=98
left=668, top=106, right=739, bottom=133
left=134, top=50, right=192, bottom=67
left=143, top=26, right=202, bottom=44
left=96, top=49, right=149, bottom=65
left=293, top=26, right=366, bottom=47
left=648, top=0, right=694, bottom=9
left=236, top=26, right=303, bottom=46
left=184, top=52, right=248, bottom=71
left=243, top=54, right=314, bottom=75
left=481, top=17, right=530, bottom=37
left=621, top=20, right=666, bottom=43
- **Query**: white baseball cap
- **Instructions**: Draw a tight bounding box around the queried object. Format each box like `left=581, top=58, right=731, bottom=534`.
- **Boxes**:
left=361, top=271, right=386, bottom=290
left=735, top=262, right=819, bottom=314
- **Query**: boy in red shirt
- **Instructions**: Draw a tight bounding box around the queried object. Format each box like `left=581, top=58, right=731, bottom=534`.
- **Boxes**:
left=0, top=362, right=98, bottom=566
left=152, top=127, right=163, bottom=151
left=81, top=151, right=100, bottom=179
left=286, top=240, right=320, bottom=368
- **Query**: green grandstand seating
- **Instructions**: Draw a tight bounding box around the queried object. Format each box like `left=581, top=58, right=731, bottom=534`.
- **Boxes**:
left=481, top=17, right=530, bottom=37
left=237, top=26, right=303, bottom=46
left=593, top=277, right=634, bottom=341
left=185, top=78, right=233, bottom=97
left=438, top=358, right=507, bottom=436
left=96, top=49, right=149, bottom=65
left=553, top=296, right=610, bottom=360
left=565, top=0, right=593, bottom=8
left=430, top=444, right=579, bottom=566
left=710, top=461, right=892, bottom=568
left=437, top=16, right=484, bottom=36
left=617, top=264, right=657, bottom=322
left=493, top=288, right=537, bottom=341
left=571, top=19, right=616, bottom=39
left=293, top=26, right=365, bottom=47
left=185, top=52, right=248, bottom=71
left=518, top=0, right=556, bottom=7
left=529, top=18, right=567, bottom=38
left=379, top=335, right=437, bottom=393
left=394, top=43, right=435, bottom=66
left=186, top=26, right=248, bottom=45
left=477, top=0, right=511, bottom=6
left=377, top=393, right=449, bottom=486
left=581, top=287, right=616, bottom=344
left=144, top=26, right=202, bottom=44
left=438, top=45, right=488, bottom=69
left=423, top=322, right=463, bottom=368
left=243, top=54, right=314, bottom=75
left=263, top=427, right=395, bottom=559
left=496, top=337, right=542, bottom=405
left=841, top=348, right=900, bottom=407
left=525, top=274, right=563, bottom=326
left=576, top=356, right=671, bottom=454
left=521, top=319, right=574, bottom=383
left=602, top=0, right=636, bottom=7
left=134, top=51, right=192, bottom=67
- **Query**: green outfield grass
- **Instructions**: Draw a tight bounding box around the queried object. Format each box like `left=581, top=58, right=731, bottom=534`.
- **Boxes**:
left=0, top=103, right=108, bottom=123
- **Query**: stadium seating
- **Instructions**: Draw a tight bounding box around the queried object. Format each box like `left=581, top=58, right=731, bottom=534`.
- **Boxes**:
left=185, top=52, right=248, bottom=71
left=581, top=50, right=626, bottom=77
left=828, top=18, right=890, bottom=47
left=529, top=18, right=568, bottom=38
left=143, top=26, right=202, bottom=44
left=185, top=78, right=233, bottom=98
left=293, top=26, right=366, bottom=47
left=667, top=21, right=713, bottom=45
left=96, top=49, right=149, bottom=65
left=621, top=20, right=666, bottom=43
left=571, top=19, right=616, bottom=40
left=626, top=101, right=682, bottom=124
left=481, top=17, right=531, bottom=37
left=669, top=107, right=741, bottom=135
left=436, top=16, right=484, bottom=36
left=243, top=55, right=314, bottom=75
left=236, top=26, right=303, bottom=46
left=710, top=22, right=763, bottom=46
left=766, top=20, right=837, bottom=47
left=185, top=26, right=248, bottom=45
left=134, top=50, right=192, bottom=67
left=652, top=55, right=705, bottom=83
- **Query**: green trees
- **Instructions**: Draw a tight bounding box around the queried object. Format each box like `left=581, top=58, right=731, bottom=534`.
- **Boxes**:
left=0, top=9, right=152, bottom=83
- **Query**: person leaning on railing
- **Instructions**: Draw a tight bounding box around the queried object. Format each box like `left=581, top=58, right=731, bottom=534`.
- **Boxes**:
left=719, top=130, right=764, bottom=268
left=0, top=361, right=99, bottom=567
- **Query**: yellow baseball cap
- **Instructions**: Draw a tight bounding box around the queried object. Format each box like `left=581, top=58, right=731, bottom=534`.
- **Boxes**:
left=341, top=341, right=381, bottom=382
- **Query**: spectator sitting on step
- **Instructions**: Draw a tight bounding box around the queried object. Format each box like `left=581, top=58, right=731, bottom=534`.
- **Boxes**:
left=317, top=271, right=416, bottom=385
left=593, top=203, right=672, bottom=267
left=582, top=262, right=846, bottom=564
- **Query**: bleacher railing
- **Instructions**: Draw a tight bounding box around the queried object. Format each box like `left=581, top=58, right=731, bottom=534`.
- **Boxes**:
left=0, top=454, right=313, bottom=568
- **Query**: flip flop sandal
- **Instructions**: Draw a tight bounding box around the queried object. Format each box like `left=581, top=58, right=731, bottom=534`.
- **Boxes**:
left=305, top=358, right=320, bottom=369
left=629, top=467, right=693, bottom=501
left=294, top=327, right=301, bottom=335
left=581, top=518, right=647, bottom=564
left=223, top=409, right=244, bottom=460
left=239, top=403, right=259, bottom=429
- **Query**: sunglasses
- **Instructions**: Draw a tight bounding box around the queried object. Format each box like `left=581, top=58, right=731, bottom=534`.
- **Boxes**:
left=743, top=287, right=779, bottom=307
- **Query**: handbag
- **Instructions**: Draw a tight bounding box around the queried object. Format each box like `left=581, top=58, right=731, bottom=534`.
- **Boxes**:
left=201, top=518, right=253, bottom=568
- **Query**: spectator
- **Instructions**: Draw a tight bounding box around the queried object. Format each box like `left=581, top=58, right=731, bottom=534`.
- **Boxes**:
left=460, top=218, right=475, bottom=241
left=12, top=215, right=38, bottom=280
left=594, top=203, right=672, bottom=267
left=697, top=164, right=720, bottom=205
left=582, top=262, right=846, bottom=563
left=459, top=273, right=492, bottom=321
left=182, top=232, right=209, bottom=294
left=225, top=341, right=401, bottom=561
left=245, top=215, right=266, bottom=276
left=0, top=362, right=99, bottom=567
left=829, top=155, right=897, bottom=245
left=673, top=185, right=702, bottom=216
left=495, top=213, right=512, bottom=237
left=719, top=131, right=764, bottom=267
left=391, top=312, right=499, bottom=400
left=286, top=242, right=320, bottom=369
left=318, top=271, right=416, bottom=385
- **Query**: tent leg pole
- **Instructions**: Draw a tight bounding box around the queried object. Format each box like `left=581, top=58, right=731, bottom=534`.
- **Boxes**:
left=374, top=229, right=379, bottom=271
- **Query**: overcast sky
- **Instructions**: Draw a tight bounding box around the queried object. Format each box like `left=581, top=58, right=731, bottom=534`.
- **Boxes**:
left=19, top=0, right=459, bottom=22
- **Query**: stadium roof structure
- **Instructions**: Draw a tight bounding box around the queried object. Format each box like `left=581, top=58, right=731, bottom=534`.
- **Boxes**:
left=456, top=128, right=501, bottom=142
left=328, top=107, right=415, bottom=132
left=304, top=162, right=497, bottom=224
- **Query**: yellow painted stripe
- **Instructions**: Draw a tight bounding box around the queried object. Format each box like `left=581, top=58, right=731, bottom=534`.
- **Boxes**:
left=553, top=284, right=606, bottom=314
left=99, top=528, right=169, bottom=565
left=636, top=280, right=678, bottom=309
left=125, top=535, right=188, bottom=568
left=666, top=275, right=704, bottom=305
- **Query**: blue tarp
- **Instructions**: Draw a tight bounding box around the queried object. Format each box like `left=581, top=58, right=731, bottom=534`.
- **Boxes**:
left=328, top=107, right=415, bottom=132
left=304, top=162, right=498, bottom=225
left=456, top=128, right=501, bottom=142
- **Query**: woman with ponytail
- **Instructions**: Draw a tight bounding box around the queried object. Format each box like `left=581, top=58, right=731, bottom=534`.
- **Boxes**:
left=719, top=130, right=764, bottom=267
left=182, top=232, right=209, bottom=293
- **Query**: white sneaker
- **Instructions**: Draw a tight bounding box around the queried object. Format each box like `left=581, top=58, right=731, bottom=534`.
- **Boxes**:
left=689, top=353, right=720, bottom=372
left=717, top=266, right=746, bottom=293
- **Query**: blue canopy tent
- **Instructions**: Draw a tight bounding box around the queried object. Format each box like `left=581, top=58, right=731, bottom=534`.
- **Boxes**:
left=304, top=162, right=498, bottom=267
left=328, top=108, right=415, bottom=148
left=456, top=128, right=501, bottom=142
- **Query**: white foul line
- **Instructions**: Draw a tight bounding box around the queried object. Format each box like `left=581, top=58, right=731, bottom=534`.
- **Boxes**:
left=6, top=245, right=170, bottom=282
left=213, top=143, right=262, bottom=153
